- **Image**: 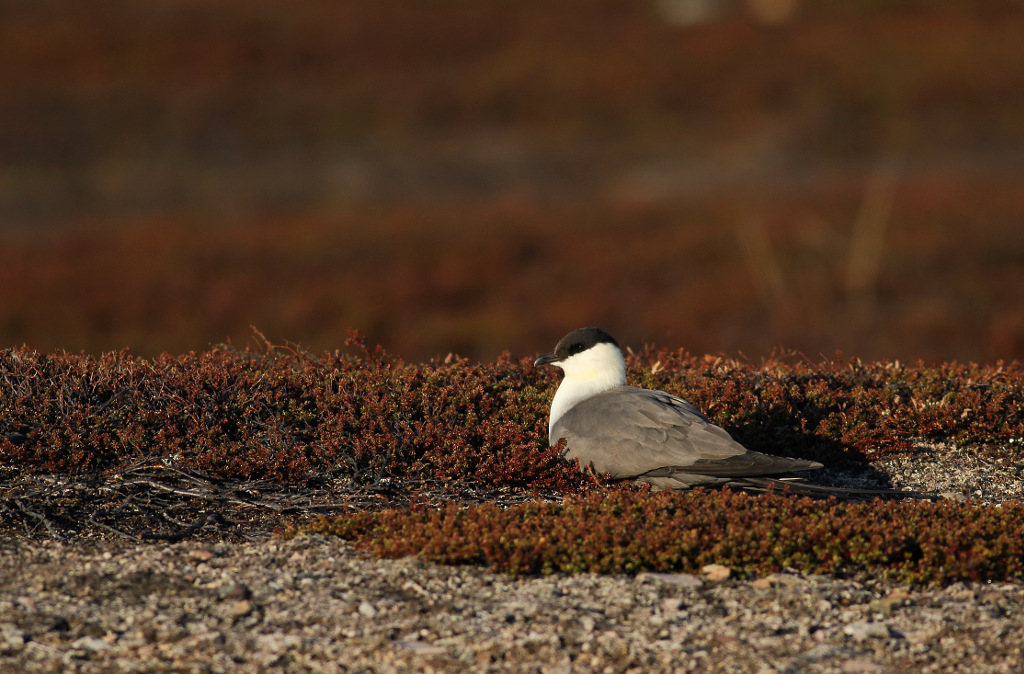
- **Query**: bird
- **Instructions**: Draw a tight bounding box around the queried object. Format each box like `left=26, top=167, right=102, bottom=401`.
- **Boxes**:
left=533, top=327, right=825, bottom=492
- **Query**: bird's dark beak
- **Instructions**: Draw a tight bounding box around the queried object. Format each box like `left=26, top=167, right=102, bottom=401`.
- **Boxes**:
left=534, top=352, right=560, bottom=367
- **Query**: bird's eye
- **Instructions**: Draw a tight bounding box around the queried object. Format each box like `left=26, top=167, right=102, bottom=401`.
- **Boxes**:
left=568, top=343, right=584, bottom=355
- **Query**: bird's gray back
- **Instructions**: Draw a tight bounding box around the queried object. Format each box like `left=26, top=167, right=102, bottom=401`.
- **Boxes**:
left=551, top=386, right=821, bottom=482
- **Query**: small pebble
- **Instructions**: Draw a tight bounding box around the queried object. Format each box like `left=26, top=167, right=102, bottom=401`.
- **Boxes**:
left=701, top=564, right=731, bottom=582
left=661, top=597, right=685, bottom=614
left=751, top=573, right=806, bottom=589
left=393, top=640, right=446, bottom=655
left=869, top=589, right=910, bottom=614
left=70, top=636, right=111, bottom=653
left=844, top=621, right=891, bottom=642
left=841, top=657, right=885, bottom=673
left=218, top=580, right=252, bottom=600
left=229, top=600, right=253, bottom=617
left=637, top=572, right=703, bottom=588
left=0, top=626, right=26, bottom=654
left=189, top=549, right=215, bottom=562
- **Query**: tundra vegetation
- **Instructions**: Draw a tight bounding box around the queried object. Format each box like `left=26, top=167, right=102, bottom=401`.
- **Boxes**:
left=3, top=334, right=1023, bottom=584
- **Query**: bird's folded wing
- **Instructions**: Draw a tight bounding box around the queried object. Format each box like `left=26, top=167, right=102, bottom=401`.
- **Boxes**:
left=552, top=386, right=821, bottom=479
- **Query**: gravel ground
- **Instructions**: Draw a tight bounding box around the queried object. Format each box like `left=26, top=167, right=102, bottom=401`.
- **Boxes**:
left=872, top=442, right=1024, bottom=504
left=1, top=536, right=1023, bottom=674
left=2, top=441, right=1023, bottom=673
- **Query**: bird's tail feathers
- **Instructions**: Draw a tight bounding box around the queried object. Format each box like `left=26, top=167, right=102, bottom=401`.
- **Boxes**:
left=732, top=477, right=936, bottom=500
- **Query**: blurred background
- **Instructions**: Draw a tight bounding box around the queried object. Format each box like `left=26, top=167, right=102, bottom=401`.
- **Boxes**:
left=2, top=0, right=1023, bottom=363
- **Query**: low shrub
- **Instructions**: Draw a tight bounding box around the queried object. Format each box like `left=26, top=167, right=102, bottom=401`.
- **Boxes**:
left=300, top=489, right=1024, bottom=585
left=2, top=336, right=1023, bottom=486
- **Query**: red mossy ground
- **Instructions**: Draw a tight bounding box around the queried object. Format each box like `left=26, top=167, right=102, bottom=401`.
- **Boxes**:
left=3, top=337, right=1022, bottom=483
left=299, top=490, right=1024, bottom=585
left=3, top=338, right=1024, bottom=580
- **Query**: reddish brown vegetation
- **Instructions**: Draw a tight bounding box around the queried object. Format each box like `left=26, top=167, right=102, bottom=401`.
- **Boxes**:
left=0, top=337, right=571, bottom=489
left=4, top=339, right=1024, bottom=580
left=300, top=490, right=1024, bottom=585
left=2, top=339, right=1022, bottom=483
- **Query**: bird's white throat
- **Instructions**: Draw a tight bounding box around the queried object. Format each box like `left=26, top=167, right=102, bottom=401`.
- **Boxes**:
left=548, top=341, right=627, bottom=437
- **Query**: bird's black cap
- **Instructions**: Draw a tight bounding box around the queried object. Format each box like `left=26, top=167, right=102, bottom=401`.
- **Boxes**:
left=534, top=327, right=620, bottom=367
